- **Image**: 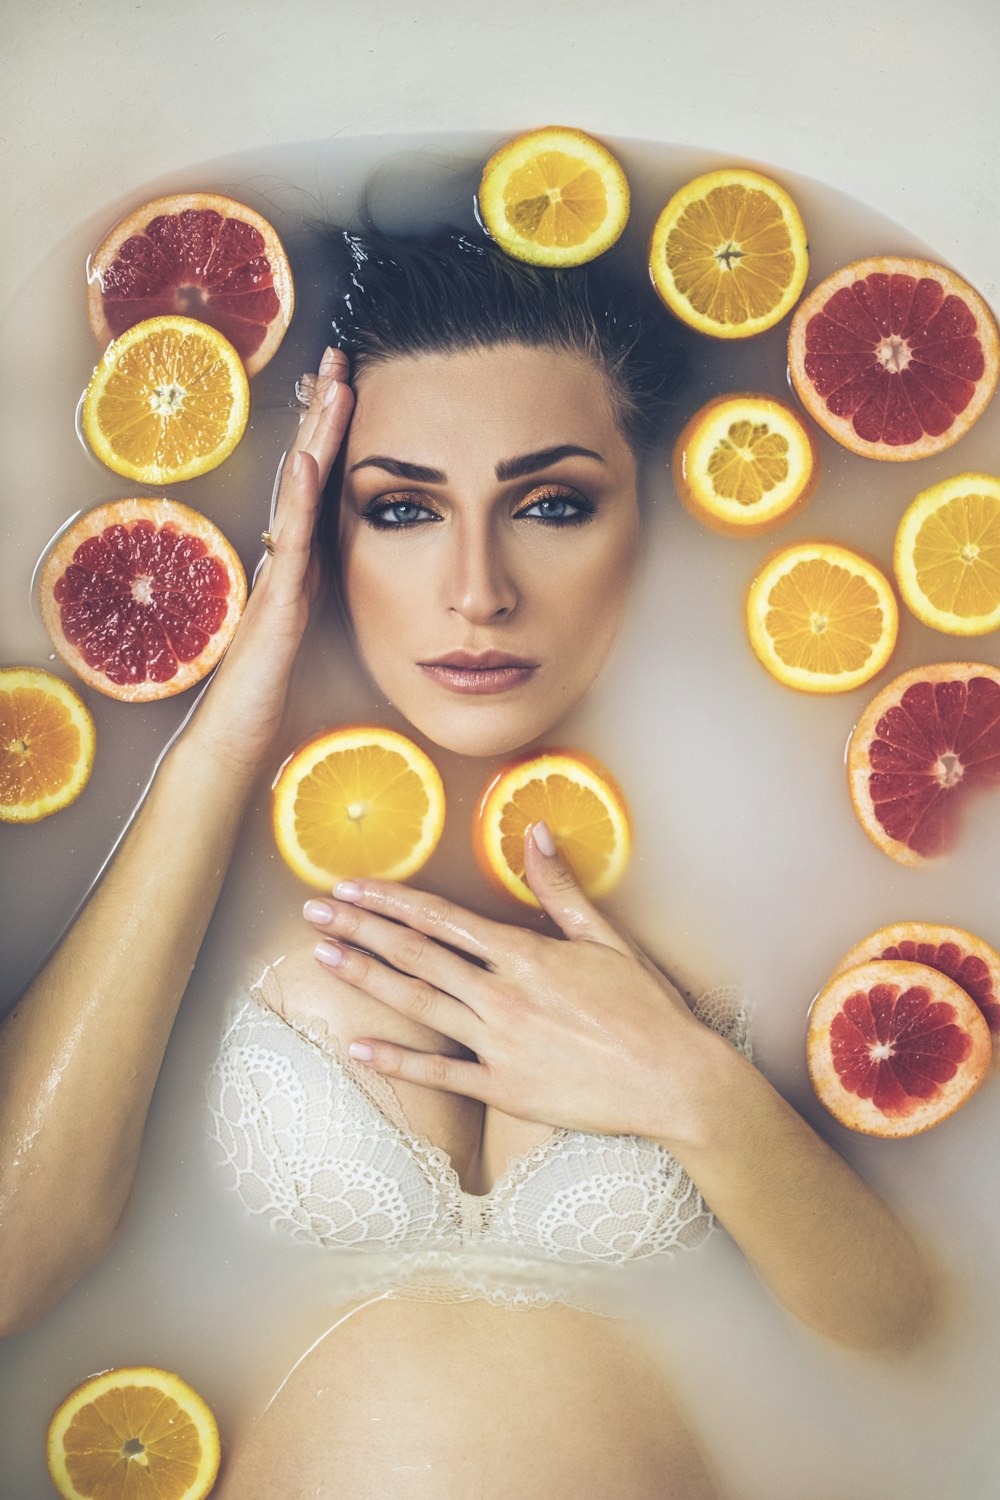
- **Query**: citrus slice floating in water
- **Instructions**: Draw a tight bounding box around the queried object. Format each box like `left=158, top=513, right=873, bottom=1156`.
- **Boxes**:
left=846, top=661, right=1000, bottom=865
left=673, top=393, right=819, bottom=534
left=648, top=168, right=809, bottom=338
left=477, top=126, right=630, bottom=267
left=272, top=725, right=446, bottom=889
left=88, top=191, right=294, bottom=376
left=46, top=1365, right=220, bottom=1500
left=0, top=667, right=96, bottom=823
left=39, top=498, right=247, bottom=702
left=893, top=472, right=1000, bottom=635
left=831, top=921, right=1000, bottom=1062
left=788, top=257, right=999, bottom=460
left=806, top=960, right=991, bottom=1137
left=745, top=542, right=898, bottom=693
left=81, top=314, right=250, bottom=484
left=474, top=750, right=631, bottom=907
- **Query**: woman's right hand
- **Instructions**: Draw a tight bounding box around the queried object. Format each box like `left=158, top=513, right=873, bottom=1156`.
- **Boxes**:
left=188, top=346, right=354, bottom=777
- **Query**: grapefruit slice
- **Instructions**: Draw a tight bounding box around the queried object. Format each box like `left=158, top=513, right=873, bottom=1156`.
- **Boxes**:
left=788, top=257, right=999, bottom=460
left=272, top=725, right=446, bottom=889
left=831, top=922, right=1000, bottom=1061
left=474, top=749, right=631, bottom=907
left=47, top=1364, right=220, bottom=1500
left=88, top=191, right=294, bottom=375
left=847, top=662, right=1000, bottom=865
left=673, top=393, right=819, bottom=534
left=893, top=472, right=1000, bottom=635
left=649, top=168, right=809, bottom=339
left=39, top=499, right=247, bottom=702
left=0, top=667, right=96, bottom=823
left=806, top=960, right=991, bottom=1136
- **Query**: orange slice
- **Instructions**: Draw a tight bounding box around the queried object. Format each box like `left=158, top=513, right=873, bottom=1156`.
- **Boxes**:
left=0, top=667, right=95, bottom=823
left=673, top=393, right=819, bottom=534
left=272, top=725, right=446, bottom=889
left=649, top=168, right=808, bottom=338
left=46, top=1365, right=220, bottom=1500
left=893, top=473, right=1000, bottom=635
left=788, top=257, right=999, bottom=460
left=477, top=126, right=630, bottom=267
left=81, top=314, right=250, bottom=484
left=830, top=922, right=1000, bottom=1057
left=87, top=192, right=294, bottom=376
left=474, top=749, right=631, bottom=907
left=846, top=661, right=1000, bottom=866
left=806, top=960, right=991, bottom=1137
left=746, top=542, right=898, bottom=693
left=39, top=498, right=247, bottom=702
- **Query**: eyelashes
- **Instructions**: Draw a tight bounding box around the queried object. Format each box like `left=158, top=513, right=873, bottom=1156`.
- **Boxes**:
left=360, top=486, right=596, bottom=532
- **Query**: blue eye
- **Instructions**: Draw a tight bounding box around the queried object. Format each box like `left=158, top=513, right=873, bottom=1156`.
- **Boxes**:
left=362, top=497, right=439, bottom=530
left=518, top=490, right=594, bottom=526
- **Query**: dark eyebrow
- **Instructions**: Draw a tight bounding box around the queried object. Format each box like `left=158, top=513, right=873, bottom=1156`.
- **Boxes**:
left=348, top=445, right=605, bottom=485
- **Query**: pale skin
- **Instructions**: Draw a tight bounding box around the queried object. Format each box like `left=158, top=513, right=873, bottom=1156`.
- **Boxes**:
left=0, top=338, right=936, bottom=1497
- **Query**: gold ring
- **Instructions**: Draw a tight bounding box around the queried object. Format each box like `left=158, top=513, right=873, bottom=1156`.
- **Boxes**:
left=261, top=530, right=277, bottom=556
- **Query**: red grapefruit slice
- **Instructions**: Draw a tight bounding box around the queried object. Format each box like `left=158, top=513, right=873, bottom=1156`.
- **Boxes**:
left=807, top=960, right=991, bottom=1136
left=847, top=662, right=1000, bottom=865
left=39, top=499, right=247, bottom=702
left=788, top=257, right=999, bottom=460
left=87, top=192, right=294, bottom=376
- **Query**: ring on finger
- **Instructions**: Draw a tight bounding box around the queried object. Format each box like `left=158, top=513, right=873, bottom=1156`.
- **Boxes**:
left=261, top=530, right=277, bottom=556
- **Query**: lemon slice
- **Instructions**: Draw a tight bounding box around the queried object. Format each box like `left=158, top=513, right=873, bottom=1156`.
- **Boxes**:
left=674, top=393, right=818, bottom=534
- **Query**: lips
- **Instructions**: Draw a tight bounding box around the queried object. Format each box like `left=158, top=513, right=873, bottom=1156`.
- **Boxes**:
left=418, top=650, right=539, bottom=695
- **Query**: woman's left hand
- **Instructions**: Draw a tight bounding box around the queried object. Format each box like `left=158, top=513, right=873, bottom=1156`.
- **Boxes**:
left=303, top=824, right=717, bottom=1146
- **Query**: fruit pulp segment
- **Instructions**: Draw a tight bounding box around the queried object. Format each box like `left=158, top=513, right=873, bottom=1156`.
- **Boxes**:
left=666, top=186, right=797, bottom=320
left=503, top=155, right=608, bottom=245
left=830, top=983, right=972, bottom=1116
left=497, top=775, right=615, bottom=887
left=912, top=492, right=1000, bottom=617
left=0, top=690, right=81, bottom=800
left=708, top=421, right=789, bottom=504
left=64, top=1386, right=202, bottom=1492
left=97, top=331, right=239, bottom=467
left=765, top=560, right=886, bottom=672
left=54, top=523, right=232, bottom=686
left=100, top=209, right=282, bottom=360
left=876, top=941, right=1000, bottom=1033
left=803, top=274, right=985, bottom=445
left=293, top=749, right=431, bottom=869
left=867, top=675, right=1000, bottom=856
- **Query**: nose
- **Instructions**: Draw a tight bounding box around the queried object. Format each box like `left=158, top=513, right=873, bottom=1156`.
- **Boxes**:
left=444, top=520, right=519, bottom=624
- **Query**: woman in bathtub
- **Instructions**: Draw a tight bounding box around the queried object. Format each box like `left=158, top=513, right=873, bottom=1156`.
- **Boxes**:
left=0, top=233, right=934, bottom=1496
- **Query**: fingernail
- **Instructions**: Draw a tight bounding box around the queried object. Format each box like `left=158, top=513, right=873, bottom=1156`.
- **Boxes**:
left=315, top=939, right=344, bottom=967
left=533, top=820, right=556, bottom=857
left=319, top=346, right=336, bottom=374
left=349, top=1042, right=374, bottom=1061
left=335, top=880, right=362, bottom=902
left=291, top=449, right=306, bottom=475
left=323, top=379, right=340, bottom=410
left=304, top=899, right=334, bottom=924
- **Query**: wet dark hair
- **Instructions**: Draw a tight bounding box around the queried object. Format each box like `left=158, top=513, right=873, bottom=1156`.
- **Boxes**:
left=327, top=230, right=687, bottom=455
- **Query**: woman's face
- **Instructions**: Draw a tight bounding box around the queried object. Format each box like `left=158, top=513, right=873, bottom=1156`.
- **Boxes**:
left=337, top=344, right=640, bottom=758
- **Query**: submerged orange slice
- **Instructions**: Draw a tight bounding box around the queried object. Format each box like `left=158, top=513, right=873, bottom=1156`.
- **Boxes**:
left=746, top=542, right=898, bottom=693
left=272, top=725, right=446, bottom=889
left=893, top=473, right=1000, bottom=635
left=477, top=126, right=630, bottom=267
left=649, top=168, right=808, bottom=338
left=0, top=667, right=95, bottom=823
left=46, top=1365, right=220, bottom=1500
left=673, top=393, right=819, bottom=534
left=474, top=749, right=631, bottom=907
left=806, top=960, right=991, bottom=1137
left=82, top=314, right=250, bottom=484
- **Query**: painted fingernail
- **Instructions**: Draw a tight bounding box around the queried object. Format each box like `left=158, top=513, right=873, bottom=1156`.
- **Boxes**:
left=349, top=1042, right=374, bottom=1061
left=304, top=899, right=334, bottom=924
left=315, top=939, right=345, bottom=967
left=335, top=880, right=362, bottom=902
left=533, top=820, right=557, bottom=857
left=319, top=345, right=336, bottom=374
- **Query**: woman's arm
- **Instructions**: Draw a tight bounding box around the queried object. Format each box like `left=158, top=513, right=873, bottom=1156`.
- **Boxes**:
left=0, top=353, right=353, bottom=1336
left=299, top=825, right=938, bottom=1356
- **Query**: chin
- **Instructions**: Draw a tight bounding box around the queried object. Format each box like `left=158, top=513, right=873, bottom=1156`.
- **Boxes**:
left=396, top=702, right=559, bottom=761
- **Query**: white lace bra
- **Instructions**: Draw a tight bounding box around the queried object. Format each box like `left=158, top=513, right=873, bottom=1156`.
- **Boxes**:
left=206, top=968, right=750, bottom=1310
